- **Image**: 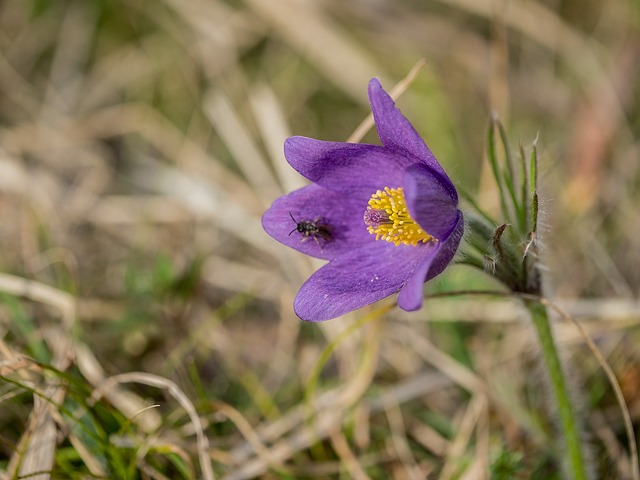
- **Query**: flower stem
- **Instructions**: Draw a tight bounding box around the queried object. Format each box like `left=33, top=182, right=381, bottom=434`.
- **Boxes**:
left=527, top=300, right=588, bottom=480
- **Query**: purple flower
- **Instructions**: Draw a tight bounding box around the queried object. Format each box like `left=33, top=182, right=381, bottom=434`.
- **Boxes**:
left=262, top=78, right=463, bottom=321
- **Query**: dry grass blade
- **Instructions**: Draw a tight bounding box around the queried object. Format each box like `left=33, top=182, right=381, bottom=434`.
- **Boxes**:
left=329, top=430, right=371, bottom=480
left=71, top=103, right=262, bottom=210
left=133, top=433, right=195, bottom=480
left=204, top=90, right=280, bottom=204
left=213, top=401, right=290, bottom=476
left=0, top=354, right=41, bottom=380
left=0, top=273, right=75, bottom=328
left=383, top=400, right=424, bottom=479
left=392, top=323, right=485, bottom=394
left=1, top=360, right=66, bottom=480
left=88, top=372, right=215, bottom=480
left=14, top=396, right=57, bottom=480
left=439, top=395, right=489, bottom=480
left=591, top=410, right=635, bottom=479
left=244, top=0, right=383, bottom=101
left=248, top=84, right=303, bottom=193
left=127, top=160, right=273, bottom=255
left=67, top=432, right=107, bottom=478
left=201, top=255, right=281, bottom=302
left=0, top=273, right=77, bottom=479
left=75, top=343, right=162, bottom=433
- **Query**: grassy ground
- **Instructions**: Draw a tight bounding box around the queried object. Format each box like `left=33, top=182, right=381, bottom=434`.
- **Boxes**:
left=0, top=0, right=639, bottom=478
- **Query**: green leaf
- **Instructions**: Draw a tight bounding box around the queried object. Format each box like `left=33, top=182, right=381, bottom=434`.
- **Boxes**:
left=486, top=115, right=511, bottom=224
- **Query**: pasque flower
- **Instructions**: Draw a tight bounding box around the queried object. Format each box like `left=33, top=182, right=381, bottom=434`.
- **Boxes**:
left=263, top=78, right=463, bottom=321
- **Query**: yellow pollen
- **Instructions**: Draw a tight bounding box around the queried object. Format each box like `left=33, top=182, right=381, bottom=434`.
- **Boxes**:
left=363, top=187, right=435, bottom=246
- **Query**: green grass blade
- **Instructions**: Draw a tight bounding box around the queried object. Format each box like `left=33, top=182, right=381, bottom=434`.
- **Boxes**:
left=519, top=143, right=529, bottom=237
left=496, top=118, right=524, bottom=236
left=529, top=134, right=539, bottom=234
left=486, top=116, right=512, bottom=224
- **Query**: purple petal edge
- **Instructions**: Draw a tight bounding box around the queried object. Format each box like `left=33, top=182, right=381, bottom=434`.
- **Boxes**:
left=398, top=211, right=464, bottom=312
left=404, top=163, right=459, bottom=241
left=284, top=136, right=413, bottom=198
left=367, top=78, right=451, bottom=182
left=294, top=241, right=425, bottom=321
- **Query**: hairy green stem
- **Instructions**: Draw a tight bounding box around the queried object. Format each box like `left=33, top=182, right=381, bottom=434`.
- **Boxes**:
left=528, top=300, right=588, bottom=480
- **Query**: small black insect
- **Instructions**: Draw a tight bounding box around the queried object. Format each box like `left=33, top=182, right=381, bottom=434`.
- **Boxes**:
left=288, top=212, right=333, bottom=248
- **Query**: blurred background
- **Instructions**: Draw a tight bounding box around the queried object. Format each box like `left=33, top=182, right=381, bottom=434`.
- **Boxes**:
left=0, top=0, right=639, bottom=478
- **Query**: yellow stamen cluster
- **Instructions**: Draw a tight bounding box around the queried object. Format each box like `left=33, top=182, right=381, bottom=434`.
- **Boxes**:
left=364, top=187, right=434, bottom=246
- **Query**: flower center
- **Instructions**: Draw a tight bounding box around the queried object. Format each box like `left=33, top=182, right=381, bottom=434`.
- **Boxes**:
left=363, top=187, right=434, bottom=246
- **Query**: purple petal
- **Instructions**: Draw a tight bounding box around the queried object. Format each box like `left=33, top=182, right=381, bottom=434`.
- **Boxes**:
left=262, top=183, right=372, bottom=260
left=397, top=212, right=464, bottom=311
left=294, top=241, right=427, bottom=321
left=426, top=211, right=464, bottom=279
left=397, top=246, right=438, bottom=311
left=284, top=137, right=413, bottom=199
left=368, top=78, right=450, bottom=181
left=404, top=163, right=459, bottom=241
